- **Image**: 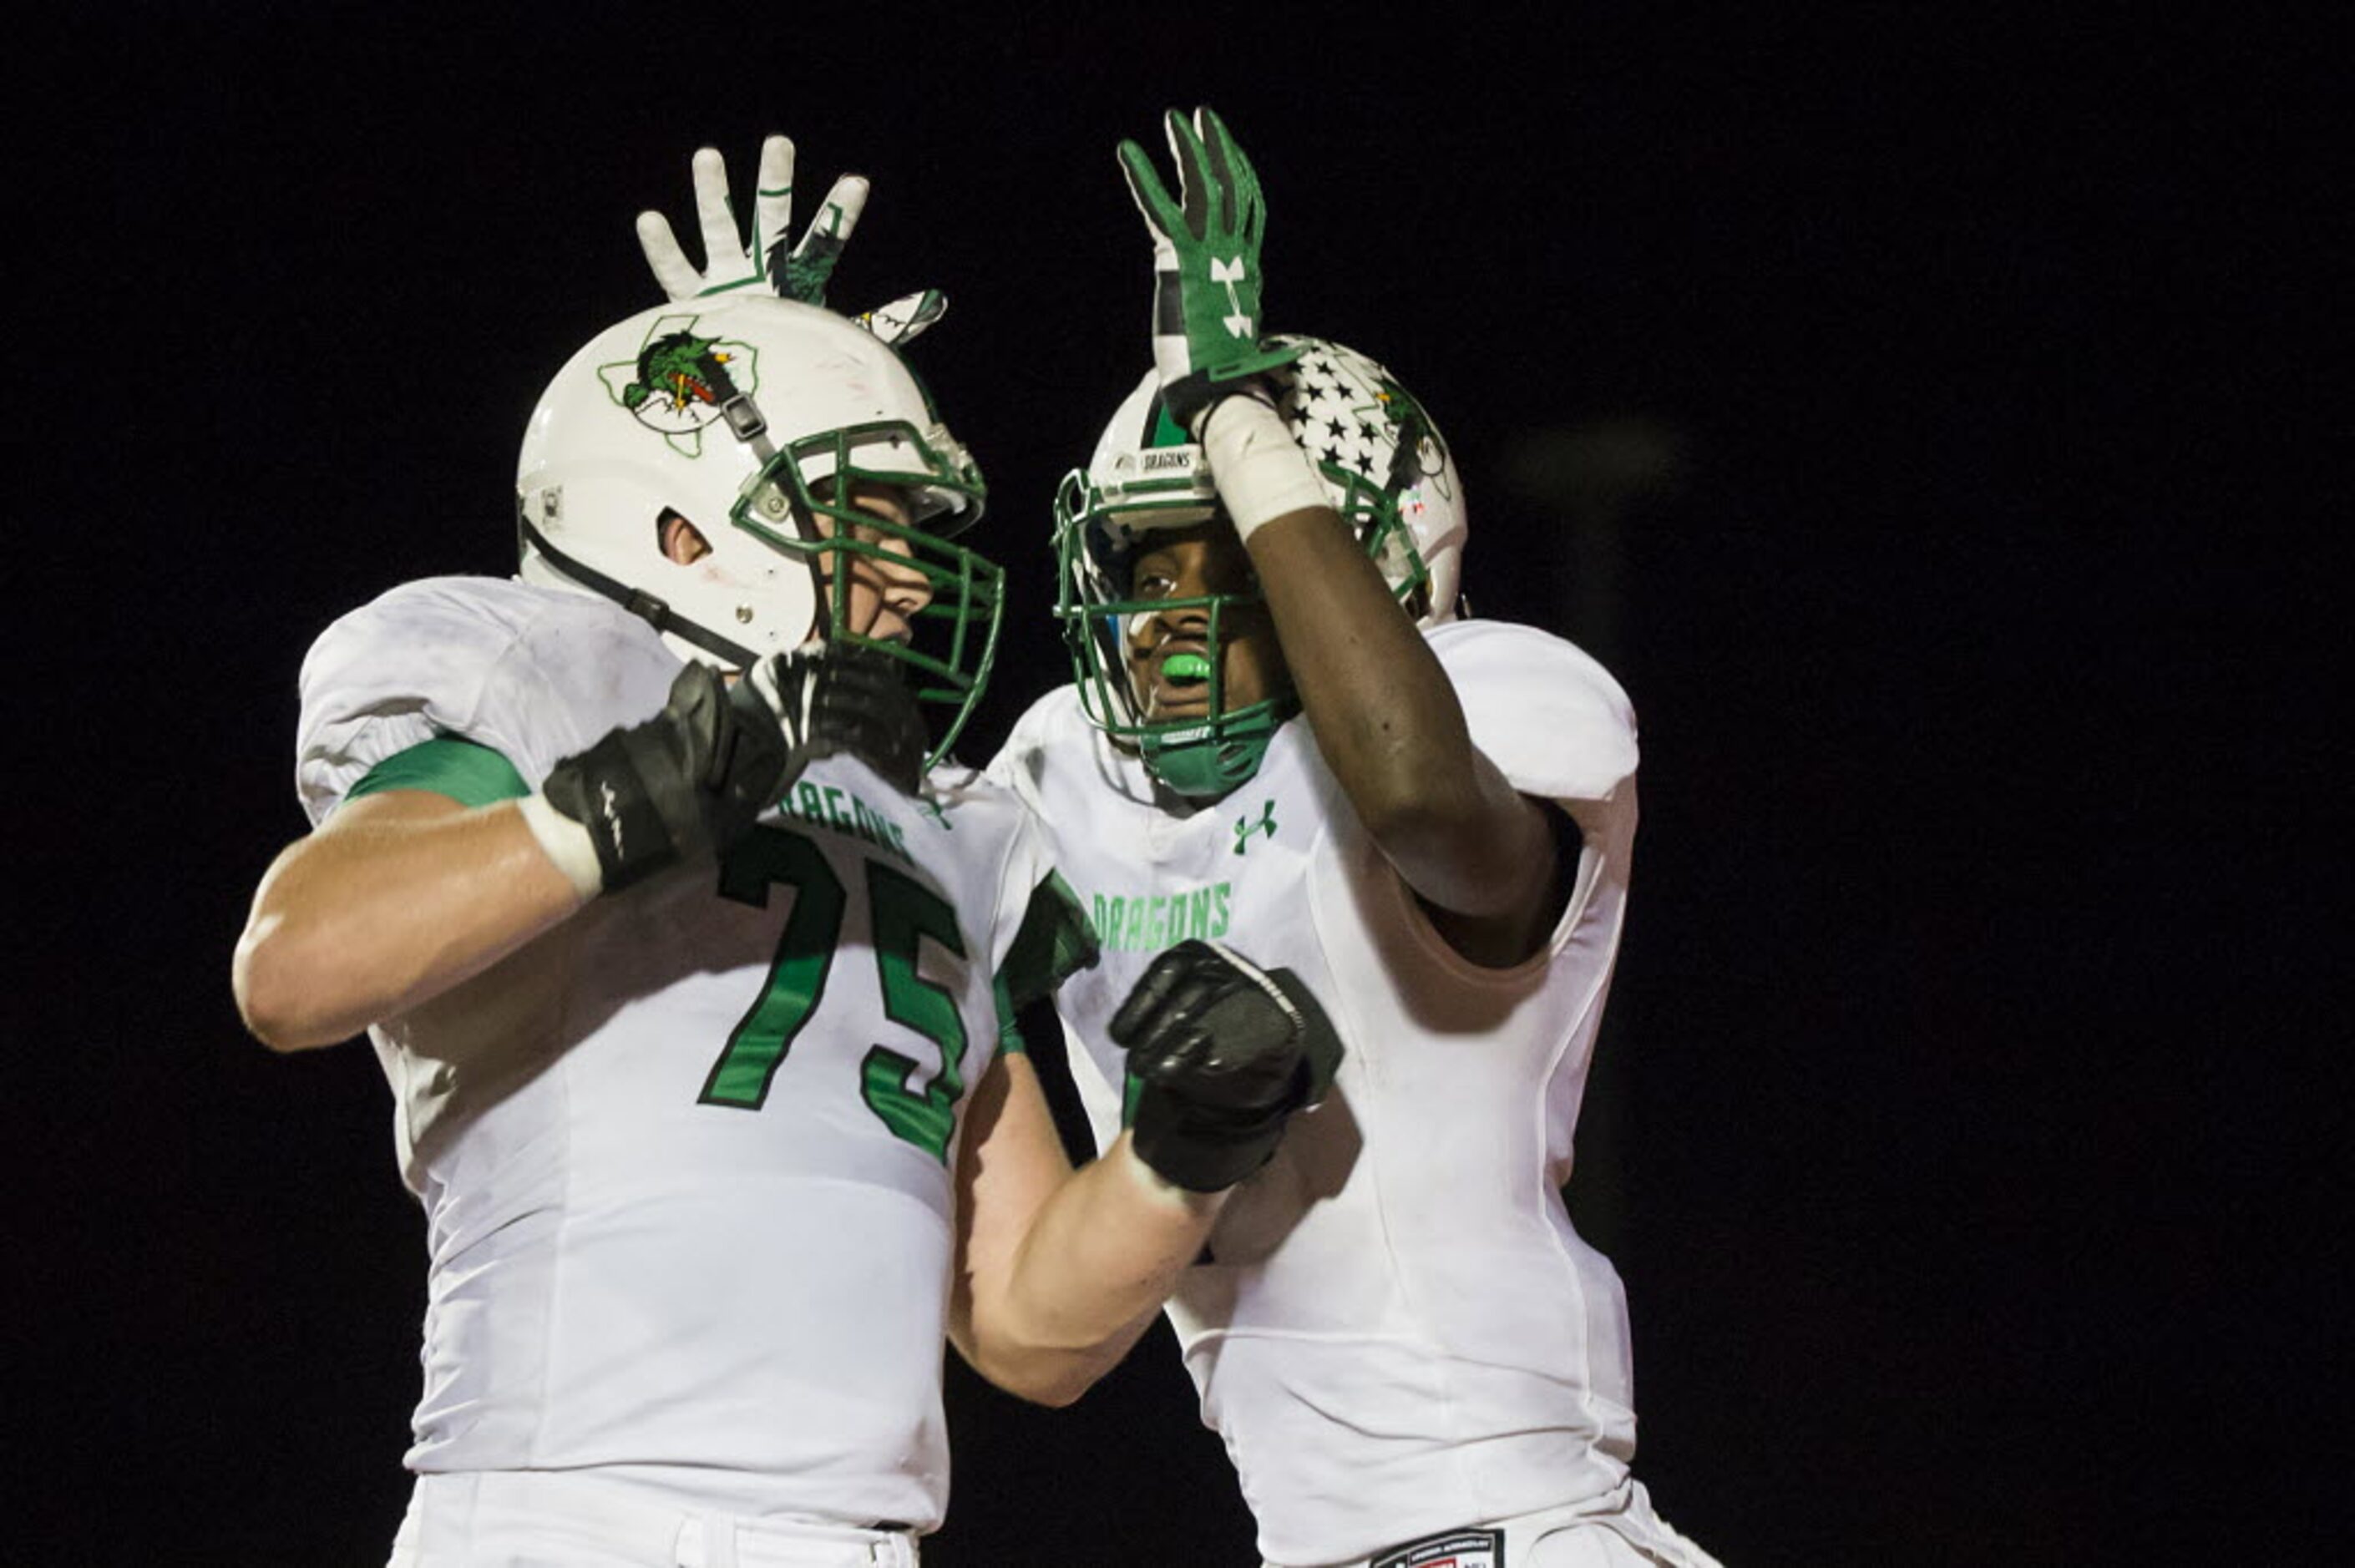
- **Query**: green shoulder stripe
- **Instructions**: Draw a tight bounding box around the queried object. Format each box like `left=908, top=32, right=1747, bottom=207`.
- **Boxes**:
left=992, top=974, right=1025, bottom=1057
left=999, top=870, right=1100, bottom=1009
left=347, top=735, right=529, bottom=808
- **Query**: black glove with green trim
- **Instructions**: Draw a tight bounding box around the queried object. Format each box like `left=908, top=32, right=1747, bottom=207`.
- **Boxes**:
left=1112, top=939, right=1344, bottom=1193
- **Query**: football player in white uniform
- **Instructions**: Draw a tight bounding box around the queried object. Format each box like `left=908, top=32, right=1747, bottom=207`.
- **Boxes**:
left=232, top=150, right=1340, bottom=1566
left=978, top=112, right=1726, bottom=1567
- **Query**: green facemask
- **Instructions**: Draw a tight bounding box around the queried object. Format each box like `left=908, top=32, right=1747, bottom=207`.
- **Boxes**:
left=1135, top=695, right=1297, bottom=800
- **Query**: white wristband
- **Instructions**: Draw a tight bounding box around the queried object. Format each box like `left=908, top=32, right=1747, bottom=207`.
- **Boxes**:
left=1198, top=395, right=1329, bottom=544
left=515, top=791, right=605, bottom=901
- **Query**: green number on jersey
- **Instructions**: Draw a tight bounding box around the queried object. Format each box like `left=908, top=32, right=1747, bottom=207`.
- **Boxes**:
left=703, top=827, right=846, bottom=1108
left=702, top=825, right=973, bottom=1161
left=860, top=859, right=969, bottom=1161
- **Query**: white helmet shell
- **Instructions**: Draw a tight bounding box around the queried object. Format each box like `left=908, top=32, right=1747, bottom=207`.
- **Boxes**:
left=515, top=294, right=982, bottom=668
left=1073, top=336, right=1466, bottom=625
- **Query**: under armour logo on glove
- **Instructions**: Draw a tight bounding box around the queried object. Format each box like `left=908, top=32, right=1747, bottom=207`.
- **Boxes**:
left=1210, top=255, right=1253, bottom=338
left=538, top=660, right=799, bottom=894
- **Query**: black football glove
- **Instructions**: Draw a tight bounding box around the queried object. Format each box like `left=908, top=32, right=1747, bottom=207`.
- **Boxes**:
left=539, top=659, right=799, bottom=893
left=540, top=645, right=929, bottom=894
left=749, top=641, right=930, bottom=797
left=1112, top=939, right=1345, bottom=1193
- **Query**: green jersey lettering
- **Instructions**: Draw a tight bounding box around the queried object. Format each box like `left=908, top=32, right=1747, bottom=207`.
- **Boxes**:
left=777, top=780, right=915, bottom=867
left=1084, top=880, right=1235, bottom=952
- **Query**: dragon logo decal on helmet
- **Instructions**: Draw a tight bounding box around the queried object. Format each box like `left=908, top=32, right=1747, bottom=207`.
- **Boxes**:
left=518, top=294, right=1002, bottom=766
left=597, top=318, right=760, bottom=456
left=1053, top=335, right=1467, bottom=797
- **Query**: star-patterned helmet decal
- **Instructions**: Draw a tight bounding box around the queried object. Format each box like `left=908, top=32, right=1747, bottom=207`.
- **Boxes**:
left=1274, top=342, right=1455, bottom=503
left=1264, top=337, right=1461, bottom=622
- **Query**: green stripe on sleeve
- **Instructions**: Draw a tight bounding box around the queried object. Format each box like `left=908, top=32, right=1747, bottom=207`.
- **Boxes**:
left=347, top=735, right=529, bottom=808
left=992, top=974, right=1026, bottom=1057
left=1000, top=870, right=1102, bottom=1007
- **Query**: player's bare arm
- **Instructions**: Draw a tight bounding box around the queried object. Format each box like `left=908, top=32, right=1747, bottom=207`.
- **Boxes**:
left=232, top=790, right=583, bottom=1051
left=233, top=645, right=890, bottom=1051
left=947, top=941, right=1341, bottom=1406
left=1242, top=497, right=1559, bottom=946
left=947, top=1052, right=1217, bottom=1407
left=1120, top=107, right=1563, bottom=964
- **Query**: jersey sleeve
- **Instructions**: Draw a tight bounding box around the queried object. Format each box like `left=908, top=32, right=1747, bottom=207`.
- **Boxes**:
left=293, top=578, right=666, bottom=825
left=1428, top=620, right=1638, bottom=805
left=980, top=690, right=1056, bottom=813
left=999, top=868, right=1100, bottom=1009
left=981, top=695, right=1103, bottom=1006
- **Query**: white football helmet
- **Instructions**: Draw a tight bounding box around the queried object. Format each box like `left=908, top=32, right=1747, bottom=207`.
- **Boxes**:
left=516, top=294, right=1003, bottom=761
left=1052, top=336, right=1467, bottom=795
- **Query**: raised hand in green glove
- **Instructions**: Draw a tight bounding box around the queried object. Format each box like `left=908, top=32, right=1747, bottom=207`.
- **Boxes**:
left=1117, top=107, right=1299, bottom=431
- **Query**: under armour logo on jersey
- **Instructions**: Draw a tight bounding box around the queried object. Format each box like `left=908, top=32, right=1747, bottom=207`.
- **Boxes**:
left=1211, top=255, right=1253, bottom=337
left=1232, top=799, right=1276, bottom=854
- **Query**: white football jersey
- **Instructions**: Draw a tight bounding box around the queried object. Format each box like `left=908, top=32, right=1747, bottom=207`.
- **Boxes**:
left=296, top=576, right=1087, bottom=1532
left=988, top=619, right=1642, bottom=1565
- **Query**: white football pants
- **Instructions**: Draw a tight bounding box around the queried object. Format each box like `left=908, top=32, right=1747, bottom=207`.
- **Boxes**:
left=1273, top=1479, right=1723, bottom=1568
left=387, top=1471, right=919, bottom=1568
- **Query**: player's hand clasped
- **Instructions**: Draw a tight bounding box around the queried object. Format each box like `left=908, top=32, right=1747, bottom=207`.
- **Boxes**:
left=751, top=640, right=931, bottom=799
left=535, top=645, right=929, bottom=895
left=1112, top=939, right=1345, bottom=1193
left=1119, top=106, right=1299, bottom=433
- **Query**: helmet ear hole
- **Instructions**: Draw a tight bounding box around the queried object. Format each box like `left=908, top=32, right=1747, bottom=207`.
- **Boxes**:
left=656, top=508, right=712, bottom=565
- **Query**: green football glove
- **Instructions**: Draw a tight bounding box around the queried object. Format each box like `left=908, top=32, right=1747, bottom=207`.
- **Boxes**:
left=634, top=135, right=949, bottom=346
left=1117, top=107, right=1299, bottom=429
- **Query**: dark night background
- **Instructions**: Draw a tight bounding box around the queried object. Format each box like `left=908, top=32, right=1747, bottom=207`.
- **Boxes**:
left=10, top=7, right=2327, bottom=1564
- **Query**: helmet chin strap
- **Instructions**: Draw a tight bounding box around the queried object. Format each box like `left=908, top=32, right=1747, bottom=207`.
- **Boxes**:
left=515, top=512, right=762, bottom=670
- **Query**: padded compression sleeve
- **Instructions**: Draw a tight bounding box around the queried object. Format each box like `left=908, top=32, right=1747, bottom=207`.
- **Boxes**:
left=1198, top=394, right=1329, bottom=544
